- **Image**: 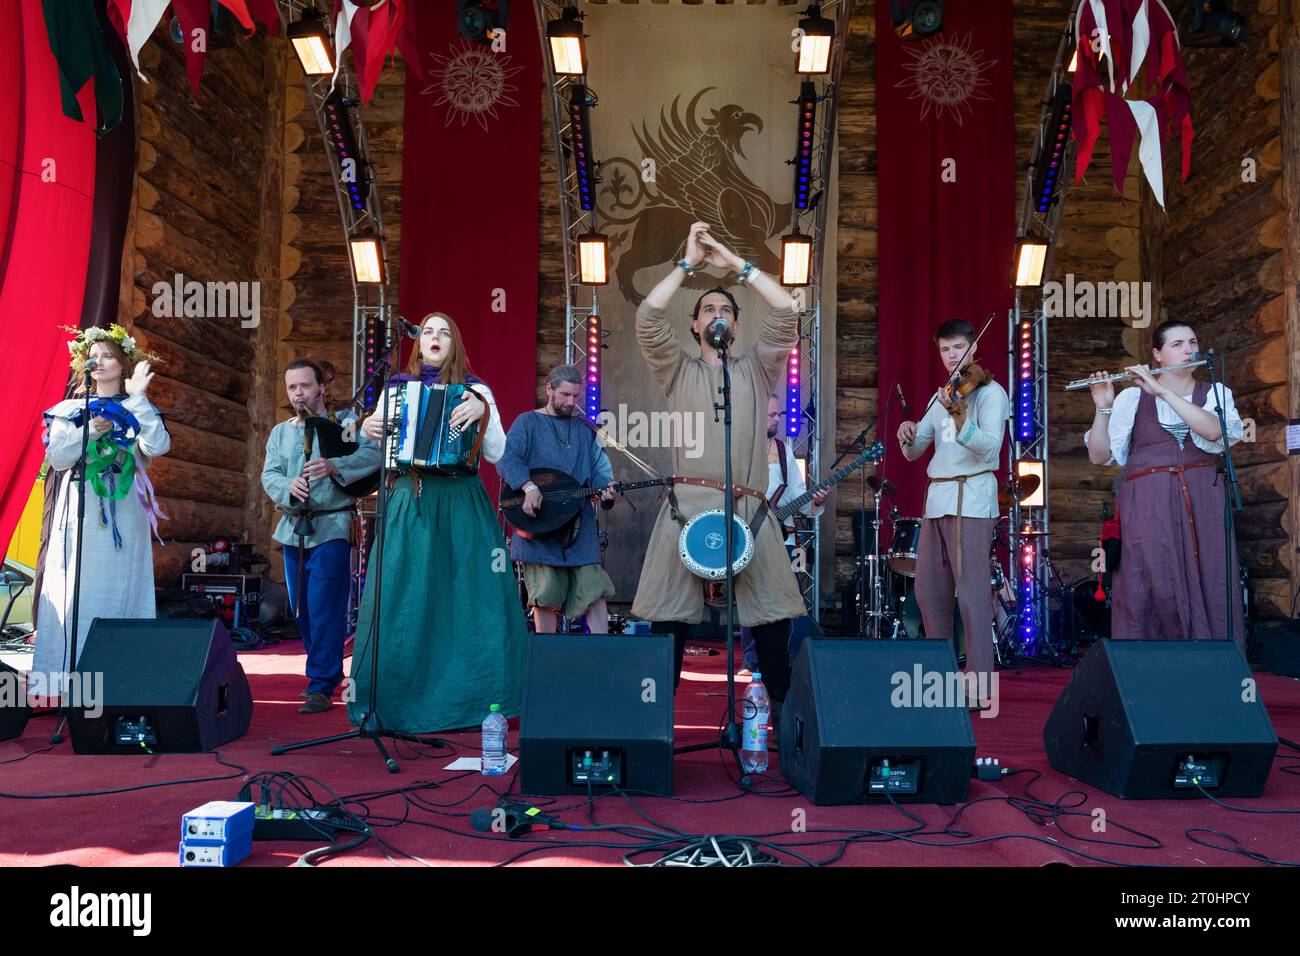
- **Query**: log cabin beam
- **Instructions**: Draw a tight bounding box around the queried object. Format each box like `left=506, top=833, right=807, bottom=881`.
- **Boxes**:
left=1282, top=0, right=1300, bottom=620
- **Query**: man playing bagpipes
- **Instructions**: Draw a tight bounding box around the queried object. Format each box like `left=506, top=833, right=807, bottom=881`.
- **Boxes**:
left=261, top=359, right=380, bottom=714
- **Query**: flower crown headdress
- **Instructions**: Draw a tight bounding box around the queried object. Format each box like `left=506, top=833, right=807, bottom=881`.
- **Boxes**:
left=61, top=324, right=161, bottom=372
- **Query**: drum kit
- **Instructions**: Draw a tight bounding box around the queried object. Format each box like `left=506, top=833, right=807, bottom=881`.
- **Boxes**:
left=852, top=473, right=1042, bottom=668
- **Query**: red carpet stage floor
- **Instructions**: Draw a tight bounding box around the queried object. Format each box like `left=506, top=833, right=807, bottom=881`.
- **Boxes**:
left=2, top=640, right=1299, bottom=868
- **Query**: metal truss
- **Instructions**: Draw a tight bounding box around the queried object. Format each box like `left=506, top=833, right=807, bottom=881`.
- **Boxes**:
left=1009, top=4, right=1082, bottom=659
left=787, top=0, right=851, bottom=620
left=277, top=2, right=395, bottom=629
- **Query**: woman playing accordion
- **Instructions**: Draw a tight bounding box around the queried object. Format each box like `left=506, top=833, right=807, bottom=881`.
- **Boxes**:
left=352, top=312, right=527, bottom=733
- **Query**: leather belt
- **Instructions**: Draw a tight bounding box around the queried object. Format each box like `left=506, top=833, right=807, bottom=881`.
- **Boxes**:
left=1124, top=461, right=1214, bottom=565
left=665, top=476, right=773, bottom=539
left=926, top=469, right=996, bottom=577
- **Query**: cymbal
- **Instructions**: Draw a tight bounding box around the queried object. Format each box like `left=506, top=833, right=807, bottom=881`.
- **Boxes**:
left=866, top=475, right=897, bottom=497
left=997, top=474, right=1042, bottom=511
left=999, top=474, right=1041, bottom=500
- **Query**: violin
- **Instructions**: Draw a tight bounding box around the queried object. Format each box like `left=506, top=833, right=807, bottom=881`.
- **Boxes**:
left=942, top=361, right=994, bottom=408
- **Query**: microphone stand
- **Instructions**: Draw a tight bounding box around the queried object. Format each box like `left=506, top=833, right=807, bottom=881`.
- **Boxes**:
left=272, top=354, right=444, bottom=771
left=675, top=331, right=742, bottom=757
left=49, top=366, right=97, bottom=745
left=1202, top=350, right=1242, bottom=647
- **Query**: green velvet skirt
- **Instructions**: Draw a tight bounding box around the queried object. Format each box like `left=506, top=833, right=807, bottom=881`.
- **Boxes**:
left=347, top=474, right=528, bottom=733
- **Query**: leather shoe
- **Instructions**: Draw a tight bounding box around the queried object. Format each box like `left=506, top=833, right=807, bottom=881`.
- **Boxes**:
left=299, top=692, right=332, bottom=714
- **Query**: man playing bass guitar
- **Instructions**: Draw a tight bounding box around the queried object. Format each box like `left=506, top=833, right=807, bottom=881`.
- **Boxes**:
left=499, top=364, right=617, bottom=633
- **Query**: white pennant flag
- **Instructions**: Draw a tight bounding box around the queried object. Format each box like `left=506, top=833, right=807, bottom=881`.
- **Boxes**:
left=331, top=0, right=360, bottom=92
left=1127, top=99, right=1166, bottom=209
left=125, top=0, right=172, bottom=82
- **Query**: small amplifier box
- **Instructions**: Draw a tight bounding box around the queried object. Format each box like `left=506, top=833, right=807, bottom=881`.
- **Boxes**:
left=181, top=801, right=255, bottom=846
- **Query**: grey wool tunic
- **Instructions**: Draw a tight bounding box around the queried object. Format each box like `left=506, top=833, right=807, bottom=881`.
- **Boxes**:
left=630, top=301, right=807, bottom=627
left=499, top=410, right=613, bottom=568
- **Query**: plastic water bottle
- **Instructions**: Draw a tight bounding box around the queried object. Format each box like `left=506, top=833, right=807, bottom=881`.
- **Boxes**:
left=481, top=704, right=507, bottom=775
left=741, top=674, right=771, bottom=774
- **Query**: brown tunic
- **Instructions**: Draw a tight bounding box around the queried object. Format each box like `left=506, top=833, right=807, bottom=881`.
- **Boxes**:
left=1112, top=381, right=1244, bottom=648
left=630, top=301, right=806, bottom=627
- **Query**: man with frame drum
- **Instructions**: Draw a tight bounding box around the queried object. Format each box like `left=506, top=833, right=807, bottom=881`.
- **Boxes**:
left=631, top=222, right=809, bottom=724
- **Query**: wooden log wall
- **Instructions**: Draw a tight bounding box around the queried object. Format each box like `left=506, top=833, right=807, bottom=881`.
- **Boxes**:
left=828, top=3, right=879, bottom=622
left=275, top=58, right=406, bottom=583
left=1154, top=0, right=1289, bottom=618
left=117, top=32, right=275, bottom=586
left=1284, top=0, right=1300, bottom=625
left=115, top=26, right=406, bottom=588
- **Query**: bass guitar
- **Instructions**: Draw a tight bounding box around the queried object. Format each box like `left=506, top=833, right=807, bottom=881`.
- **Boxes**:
left=501, top=469, right=671, bottom=541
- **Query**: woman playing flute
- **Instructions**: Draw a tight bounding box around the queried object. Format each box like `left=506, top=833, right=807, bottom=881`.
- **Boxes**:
left=1084, top=320, right=1245, bottom=647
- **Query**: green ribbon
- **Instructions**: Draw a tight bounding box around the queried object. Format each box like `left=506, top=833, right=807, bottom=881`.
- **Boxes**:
left=85, top=436, right=136, bottom=501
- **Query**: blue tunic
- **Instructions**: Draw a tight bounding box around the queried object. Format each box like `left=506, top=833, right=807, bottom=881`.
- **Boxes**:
left=498, top=411, right=612, bottom=568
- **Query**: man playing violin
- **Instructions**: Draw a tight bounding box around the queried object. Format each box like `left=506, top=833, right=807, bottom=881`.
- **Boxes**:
left=499, top=364, right=618, bottom=633
left=897, top=320, right=1009, bottom=702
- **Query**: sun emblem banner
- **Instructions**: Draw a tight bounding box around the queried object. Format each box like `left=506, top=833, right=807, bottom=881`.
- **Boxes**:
left=398, top=2, right=541, bottom=501
left=875, top=0, right=1015, bottom=518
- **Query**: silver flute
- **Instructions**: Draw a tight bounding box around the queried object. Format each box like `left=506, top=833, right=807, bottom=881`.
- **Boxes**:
left=1062, top=358, right=1208, bottom=391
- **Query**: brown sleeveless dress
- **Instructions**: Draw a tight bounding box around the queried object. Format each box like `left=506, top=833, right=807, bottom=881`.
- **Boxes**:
left=1111, top=381, right=1244, bottom=649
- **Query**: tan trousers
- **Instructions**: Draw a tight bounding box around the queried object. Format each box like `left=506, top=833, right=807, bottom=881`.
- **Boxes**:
left=915, top=515, right=996, bottom=678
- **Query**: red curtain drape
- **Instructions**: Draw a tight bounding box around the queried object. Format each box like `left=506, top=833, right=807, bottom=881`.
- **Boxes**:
left=398, top=6, right=541, bottom=500
left=874, top=1, right=1015, bottom=517
left=0, top=0, right=98, bottom=556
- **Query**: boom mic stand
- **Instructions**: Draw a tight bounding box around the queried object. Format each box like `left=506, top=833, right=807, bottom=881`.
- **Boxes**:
left=675, top=330, right=742, bottom=757
left=272, top=353, right=444, bottom=772
left=50, top=361, right=98, bottom=745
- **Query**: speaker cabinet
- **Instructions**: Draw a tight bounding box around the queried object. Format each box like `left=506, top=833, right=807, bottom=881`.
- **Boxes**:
left=780, top=639, right=977, bottom=805
left=1044, top=640, right=1277, bottom=799
left=0, top=660, right=32, bottom=741
left=69, top=618, right=253, bottom=754
left=520, top=635, right=674, bottom=796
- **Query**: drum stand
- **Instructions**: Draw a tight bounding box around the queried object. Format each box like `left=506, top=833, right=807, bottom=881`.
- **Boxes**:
left=272, top=357, right=446, bottom=772
left=834, top=393, right=901, bottom=638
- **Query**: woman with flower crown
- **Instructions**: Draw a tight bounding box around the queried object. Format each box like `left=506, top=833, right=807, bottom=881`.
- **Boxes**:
left=31, top=325, right=171, bottom=698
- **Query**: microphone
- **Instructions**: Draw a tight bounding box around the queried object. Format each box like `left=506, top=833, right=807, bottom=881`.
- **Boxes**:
left=471, top=800, right=572, bottom=838
left=83, top=357, right=100, bottom=372
left=705, top=317, right=730, bottom=350
left=396, top=314, right=422, bottom=340
left=894, top=382, right=911, bottom=418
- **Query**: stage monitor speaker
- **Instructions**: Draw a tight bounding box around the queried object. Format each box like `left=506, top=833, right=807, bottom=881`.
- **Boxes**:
left=1044, top=640, right=1277, bottom=799
left=780, top=639, right=977, bottom=805
left=1256, top=621, right=1300, bottom=678
left=520, top=634, right=674, bottom=796
left=0, top=660, right=32, bottom=741
left=69, top=618, right=253, bottom=754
